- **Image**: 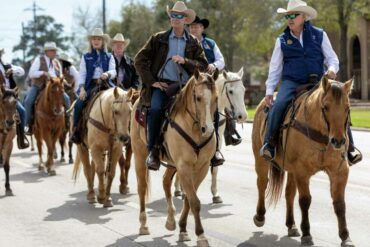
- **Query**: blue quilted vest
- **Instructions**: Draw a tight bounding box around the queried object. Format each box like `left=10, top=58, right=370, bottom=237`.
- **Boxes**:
left=202, top=35, right=216, bottom=64
left=280, top=21, right=324, bottom=83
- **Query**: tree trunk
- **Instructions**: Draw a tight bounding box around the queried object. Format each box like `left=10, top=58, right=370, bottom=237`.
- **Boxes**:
left=339, top=23, right=348, bottom=80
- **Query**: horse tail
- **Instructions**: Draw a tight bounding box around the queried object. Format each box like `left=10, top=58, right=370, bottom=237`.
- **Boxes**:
left=72, top=149, right=81, bottom=182
left=266, top=164, right=285, bottom=206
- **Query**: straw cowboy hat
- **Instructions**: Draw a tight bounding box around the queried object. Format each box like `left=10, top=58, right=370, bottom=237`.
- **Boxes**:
left=111, top=33, right=130, bottom=48
left=191, top=16, right=210, bottom=29
left=58, top=53, right=73, bottom=64
left=277, top=0, right=317, bottom=20
left=166, top=1, right=196, bottom=25
left=44, top=42, right=58, bottom=51
left=88, top=28, right=110, bottom=43
left=0, top=48, right=4, bottom=58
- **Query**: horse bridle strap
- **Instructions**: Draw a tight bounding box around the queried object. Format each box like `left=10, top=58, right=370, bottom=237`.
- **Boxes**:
left=169, top=119, right=214, bottom=156
left=36, top=110, right=64, bottom=120
left=289, top=119, right=329, bottom=145
left=88, top=117, right=111, bottom=134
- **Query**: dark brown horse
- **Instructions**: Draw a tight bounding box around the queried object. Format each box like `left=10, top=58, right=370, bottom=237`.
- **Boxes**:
left=0, top=86, right=18, bottom=195
left=252, top=77, right=355, bottom=247
left=33, top=77, right=65, bottom=175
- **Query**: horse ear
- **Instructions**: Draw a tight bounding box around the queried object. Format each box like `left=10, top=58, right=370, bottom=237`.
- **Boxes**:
left=194, top=68, right=200, bottom=80
left=113, top=87, right=119, bottom=99
left=212, top=68, right=219, bottom=81
left=13, top=87, right=19, bottom=98
left=126, top=88, right=133, bottom=101
left=321, top=75, right=330, bottom=92
left=222, top=70, right=228, bottom=80
left=343, top=78, right=353, bottom=95
left=238, top=67, right=244, bottom=78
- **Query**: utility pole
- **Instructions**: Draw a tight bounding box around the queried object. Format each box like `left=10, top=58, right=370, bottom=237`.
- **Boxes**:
left=102, top=0, right=106, bottom=32
left=24, top=1, right=44, bottom=41
left=21, top=22, right=26, bottom=67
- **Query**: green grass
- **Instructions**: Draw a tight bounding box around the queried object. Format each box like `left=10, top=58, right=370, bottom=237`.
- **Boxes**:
left=246, top=107, right=370, bottom=129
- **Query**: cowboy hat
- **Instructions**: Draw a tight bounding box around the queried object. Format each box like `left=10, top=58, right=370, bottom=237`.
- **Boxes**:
left=166, top=1, right=196, bottom=25
left=0, top=48, right=4, bottom=57
left=44, top=42, right=58, bottom=51
left=277, top=0, right=317, bottom=20
left=190, top=16, right=209, bottom=29
left=111, top=33, right=130, bottom=48
left=58, top=53, right=73, bottom=64
left=88, top=28, right=110, bottom=43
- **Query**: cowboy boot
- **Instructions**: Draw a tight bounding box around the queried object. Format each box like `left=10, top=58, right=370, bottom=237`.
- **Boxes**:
left=146, top=147, right=160, bottom=171
left=348, top=146, right=362, bottom=166
left=64, top=112, right=70, bottom=131
left=260, top=142, right=276, bottom=161
left=224, top=119, right=242, bottom=146
left=71, top=127, right=82, bottom=144
left=16, top=123, right=30, bottom=149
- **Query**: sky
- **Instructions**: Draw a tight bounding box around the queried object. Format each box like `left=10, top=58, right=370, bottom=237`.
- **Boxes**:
left=0, top=0, right=153, bottom=62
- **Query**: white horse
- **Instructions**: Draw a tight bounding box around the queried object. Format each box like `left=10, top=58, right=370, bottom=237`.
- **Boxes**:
left=174, top=68, right=248, bottom=203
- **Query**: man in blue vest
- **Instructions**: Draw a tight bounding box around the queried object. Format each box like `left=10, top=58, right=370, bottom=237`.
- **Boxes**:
left=189, top=16, right=242, bottom=147
left=260, top=0, right=362, bottom=165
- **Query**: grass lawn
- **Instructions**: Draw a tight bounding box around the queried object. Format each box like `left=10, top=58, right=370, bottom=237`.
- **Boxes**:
left=246, top=107, right=370, bottom=129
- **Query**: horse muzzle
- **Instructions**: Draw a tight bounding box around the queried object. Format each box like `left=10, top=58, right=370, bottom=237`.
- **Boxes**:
left=118, top=134, right=130, bottom=144
left=330, top=137, right=346, bottom=150
left=5, top=119, right=15, bottom=128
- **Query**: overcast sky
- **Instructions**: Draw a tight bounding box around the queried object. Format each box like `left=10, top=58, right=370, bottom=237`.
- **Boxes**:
left=0, top=0, right=152, bottom=62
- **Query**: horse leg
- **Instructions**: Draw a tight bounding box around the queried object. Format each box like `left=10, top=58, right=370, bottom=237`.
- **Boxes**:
left=211, top=166, right=222, bottom=203
left=30, top=135, right=35, bottom=151
left=286, top=172, right=300, bottom=237
left=78, top=145, right=96, bottom=203
left=103, top=147, right=121, bottom=208
left=91, top=147, right=106, bottom=205
left=174, top=174, right=183, bottom=198
left=178, top=196, right=191, bottom=242
left=59, top=135, right=66, bottom=163
left=34, top=131, right=44, bottom=172
left=253, top=156, right=269, bottom=227
left=135, top=152, right=150, bottom=235
left=45, top=134, right=57, bottom=176
left=296, top=175, right=314, bottom=246
left=163, top=167, right=177, bottom=231
left=328, top=166, right=354, bottom=247
left=123, top=143, right=133, bottom=193
left=118, top=153, right=128, bottom=194
left=3, top=144, right=13, bottom=196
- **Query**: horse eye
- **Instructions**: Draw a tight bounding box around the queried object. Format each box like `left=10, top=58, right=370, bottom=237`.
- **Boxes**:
left=323, top=105, right=329, bottom=112
left=114, top=110, right=120, bottom=115
left=196, top=96, right=201, bottom=102
left=229, top=90, right=233, bottom=94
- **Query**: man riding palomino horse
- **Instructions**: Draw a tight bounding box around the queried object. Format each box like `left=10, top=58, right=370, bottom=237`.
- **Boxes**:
left=260, top=0, right=362, bottom=165
left=189, top=16, right=242, bottom=146
left=71, top=28, right=117, bottom=144
left=24, top=42, right=71, bottom=135
left=0, top=48, right=28, bottom=149
left=58, top=53, right=79, bottom=103
left=135, top=0, right=224, bottom=171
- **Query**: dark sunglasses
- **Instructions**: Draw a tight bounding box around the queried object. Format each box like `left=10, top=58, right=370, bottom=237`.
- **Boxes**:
left=170, top=12, right=186, bottom=19
left=285, top=13, right=301, bottom=20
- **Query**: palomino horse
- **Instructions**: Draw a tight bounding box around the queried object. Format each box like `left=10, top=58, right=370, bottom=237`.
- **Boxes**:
left=33, top=77, right=65, bottom=175
left=174, top=68, right=248, bottom=203
left=131, top=69, right=219, bottom=247
left=72, top=87, right=132, bottom=207
left=252, top=77, right=355, bottom=246
left=0, top=86, right=18, bottom=195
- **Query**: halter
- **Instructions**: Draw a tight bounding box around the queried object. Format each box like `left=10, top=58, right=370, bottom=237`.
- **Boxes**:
left=221, top=78, right=242, bottom=119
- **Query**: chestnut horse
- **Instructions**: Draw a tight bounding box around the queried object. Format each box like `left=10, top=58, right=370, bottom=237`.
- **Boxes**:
left=33, top=77, right=65, bottom=175
left=131, top=70, right=219, bottom=247
left=252, top=77, right=355, bottom=246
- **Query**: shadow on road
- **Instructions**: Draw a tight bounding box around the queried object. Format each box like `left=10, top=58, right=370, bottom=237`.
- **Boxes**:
left=107, top=234, right=190, bottom=247
left=43, top=191, right=133, bottom=225
left=10, top=169, right=48, bottom=184
left=237, top=231, right=301, bottom=247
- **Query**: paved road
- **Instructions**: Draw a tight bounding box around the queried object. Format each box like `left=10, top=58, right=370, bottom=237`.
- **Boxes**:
left=0, top=124, right=369, bottom=247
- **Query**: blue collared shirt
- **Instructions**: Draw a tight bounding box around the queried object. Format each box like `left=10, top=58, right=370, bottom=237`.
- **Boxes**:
left=158, top=30, right=189, bottom=82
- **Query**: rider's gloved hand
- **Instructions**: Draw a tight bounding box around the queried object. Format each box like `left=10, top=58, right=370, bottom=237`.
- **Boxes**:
left=79, top=87, right=87, bottom=101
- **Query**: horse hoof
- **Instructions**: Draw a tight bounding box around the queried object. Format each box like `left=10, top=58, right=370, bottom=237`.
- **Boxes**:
left=253, top=215, right=265, bottom=227
left=179, top=232, right=191, bottom=242
left=103, top=200, right=113, bottom=208
left=197, top=239, right=210, bottom=247
left=31, top=147, right=35, bottom=151
left=88, top=197, right=97, bottom=204
left=97, top=197, right=105, bottom=204
left=69, top=158, right=74, bottom=164
left=48, top=170, right=56, bottom=176
left=288, top=225, right=300, bottom=237
left=5, top=189, right=13, bottom=196
left=174, top=190, right=182, bottom=197
left=60, top=158, right=65, bottom=163
left=301, top=235, right=314, bottom=246
left=139, top=226, right=150, bottom=235
left=165, top=218, right=176, bottom=231
left=212, top=196, right=223, bottom=204
left=341, top=237, right=355, bottom=247
left=38, top=165, right=44, bottom=172
left=119, top=186, right=130, bottom=195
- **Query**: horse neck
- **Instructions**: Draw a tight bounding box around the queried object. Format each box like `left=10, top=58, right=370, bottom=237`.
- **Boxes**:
left=39, top=85, right=52, bottom=112
left=216, top=77, right=227, bottom=112
left=298, top=89, right=327, bottom=130
left=92, top=93, right=114, bottom=130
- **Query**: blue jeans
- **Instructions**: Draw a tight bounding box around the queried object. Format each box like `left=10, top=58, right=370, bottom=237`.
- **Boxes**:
left=73, top=98, right=86, bottom=128
left=16, top=101, right=26, bottom=129
left=24, top=85, right=71, bottom=125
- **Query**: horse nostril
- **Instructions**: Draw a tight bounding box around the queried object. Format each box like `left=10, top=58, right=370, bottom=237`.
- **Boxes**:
left=6, top=120, right=14, bottom=126
left=201, top=127, right=206, bottom=133
left=238, top=115, right=242, bottom=120
left=120, top=135, right=130, bottom=143
left=340, top=138, right=346, bottom=145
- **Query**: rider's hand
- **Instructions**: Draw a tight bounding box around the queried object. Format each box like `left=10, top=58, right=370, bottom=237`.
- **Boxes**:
left=100, top=73, right=109, bottom=80
left=207, top=64, right=216, bottom=73
left=152, top=82, right=168, bottom=91
left=326, top=70, right=336, bottom=80
left=5, top=68, right=13, bottom=77
left=172, top=55, right=185, bottom=64
left=79, top=87, right=87, bottom=101
left=265, top=95, right=273, bottom=108
left=43, top=71, right=50, bottom=78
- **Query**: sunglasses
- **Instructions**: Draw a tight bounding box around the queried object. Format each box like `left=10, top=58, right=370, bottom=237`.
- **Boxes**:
left=170, top=12, right=186, bottom=19
left=285, top=13, right=301, bottom=20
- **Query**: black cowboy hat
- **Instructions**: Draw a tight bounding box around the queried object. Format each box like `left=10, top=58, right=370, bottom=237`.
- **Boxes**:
left=191, top=16, right=209, bottom=29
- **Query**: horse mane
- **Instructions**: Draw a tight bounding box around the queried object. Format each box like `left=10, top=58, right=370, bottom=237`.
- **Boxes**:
left=171, top=76, right=196, bottom=117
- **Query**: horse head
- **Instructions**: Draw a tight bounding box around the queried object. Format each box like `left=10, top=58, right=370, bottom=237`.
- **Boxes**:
left=320, top=76, right=353, bottom=150
left=218, top=67, right=248, bottom=123
left=111, top=87, right=132, bottom=144
left=46, top=76, right=65, bottom=116
left=0, top=86, right=18, bottom=130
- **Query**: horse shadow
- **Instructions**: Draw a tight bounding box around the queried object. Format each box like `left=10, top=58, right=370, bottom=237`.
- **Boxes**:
left=146, top=197, right=233, bottom=219
left=106, top=234, right=190, bottom=247
left=43, top=191, right=133, bottom=225
left=9, top=169, right=49, bottom=184
left=237, top=231, right=303, bottom=247
left=10, top=151, right=35, bottom=159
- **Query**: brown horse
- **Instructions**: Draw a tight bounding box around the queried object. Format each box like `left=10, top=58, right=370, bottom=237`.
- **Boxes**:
left=131, top=70, right=218, bottom=247
left=72, top=87, right=132, bottom=207
left=33, top=77, right=65, bottom=175
left=252, top=76, right=355, bottom=246
left=0, top=86, right=18, bottom=195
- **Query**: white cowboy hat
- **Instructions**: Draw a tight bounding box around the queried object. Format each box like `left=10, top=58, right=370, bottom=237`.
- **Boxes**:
left=277, top=0, right=317, bottom=20
left=166, top=1, right=196, bottom=25
left=88, top=28, right=110, bottom=43
left=111, top=33, right=130, bottom=48
left=44, top=42, right=58, bottom=51
left=58, top=53, right=73, bottom=64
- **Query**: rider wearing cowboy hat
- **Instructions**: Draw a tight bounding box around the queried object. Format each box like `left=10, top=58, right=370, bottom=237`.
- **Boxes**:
left=71, top=28, right=117, bottom=144
left=0, top=48, right=29, bottom=149
left=260, top=0, right=362, bottom=165
left=135, top=1, right=226, bottom=171
left=111, top=33, right=140, bottom=90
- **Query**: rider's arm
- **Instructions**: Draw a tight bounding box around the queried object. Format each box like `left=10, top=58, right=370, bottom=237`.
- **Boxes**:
left=70, top=65, right=79, bottom=91
left=183, top=39, right=208, bottom=73
left=78, top=55, right=87, bottom=89
left=212, top=42, right=225, bottom=71
left=322, top=31, right=339, bottom=74
left=265, top=38, right=283, bottom=96
left=10, top=65, right=25, bottom=77
left=106, top=55, right=116, bottom=79
left=29, top=56, right=43, bottom=78
left=134, top=35, right=156, bottom=87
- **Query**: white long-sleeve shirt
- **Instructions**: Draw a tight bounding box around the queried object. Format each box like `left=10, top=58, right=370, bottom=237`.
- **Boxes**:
left=29, top=55, right=62, bottom=78
left=0, top=63, right=24, bottom=89
left=265, top=31, right=339, bottom=96
left=68, top=65, right=79, bottom=92
left=77, top=54, right=116, bottom=88
left=202, top=37, right=225, bottom=70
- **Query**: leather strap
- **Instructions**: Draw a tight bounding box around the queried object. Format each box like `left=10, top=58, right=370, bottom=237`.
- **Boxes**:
left=291, top=120, right=329, bottom=145
left=88, top=117, right=111, bottom=134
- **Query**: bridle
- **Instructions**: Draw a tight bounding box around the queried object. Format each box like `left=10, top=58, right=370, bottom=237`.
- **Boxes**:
left=220, top=78, right=242, bottom=119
